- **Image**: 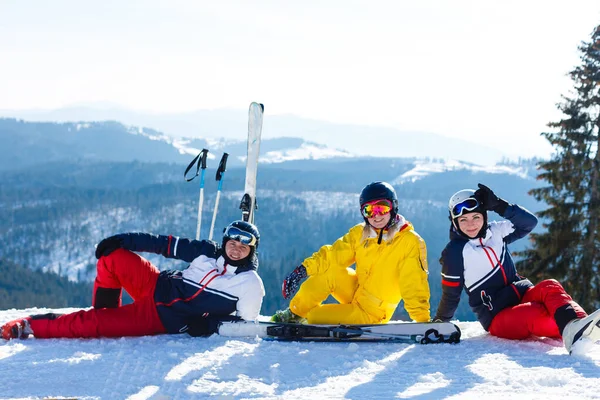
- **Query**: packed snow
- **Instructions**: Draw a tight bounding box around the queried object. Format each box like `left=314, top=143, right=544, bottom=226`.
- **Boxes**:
left=258, top=142, right=353, bottom=163
left=2, top=308, right=600, bottom=400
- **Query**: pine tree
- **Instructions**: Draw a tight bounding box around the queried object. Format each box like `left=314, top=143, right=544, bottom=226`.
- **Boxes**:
left=517, top=25, right=600, bottom=312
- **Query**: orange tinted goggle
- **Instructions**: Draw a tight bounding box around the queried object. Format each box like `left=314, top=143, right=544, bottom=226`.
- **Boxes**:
left=361, top=199, right=393, bottom=218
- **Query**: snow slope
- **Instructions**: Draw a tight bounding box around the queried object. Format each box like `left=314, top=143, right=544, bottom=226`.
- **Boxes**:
left=1, top=308, right=600, bottom=400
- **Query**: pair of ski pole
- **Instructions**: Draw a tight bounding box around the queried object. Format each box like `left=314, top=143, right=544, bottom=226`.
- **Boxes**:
left=184, top=149, right=229, bottom=240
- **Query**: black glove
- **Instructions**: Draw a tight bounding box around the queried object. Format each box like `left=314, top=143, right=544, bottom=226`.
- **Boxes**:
left=474, top=183, right=508, bottom=215
left=186, top=315, right=241, bottom=337
left=95, top=235, right=126, bottom=259
left=282, top=265, right=307, bottom=300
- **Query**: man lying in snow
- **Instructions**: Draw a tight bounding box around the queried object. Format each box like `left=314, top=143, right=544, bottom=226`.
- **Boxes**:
left=2, top=220, right=264, bottom=340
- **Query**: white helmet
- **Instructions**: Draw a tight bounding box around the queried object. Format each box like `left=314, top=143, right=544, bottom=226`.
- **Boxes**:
left=448, top=188, right=486, bottom=238
left=448, top=189, right=479, bottom=219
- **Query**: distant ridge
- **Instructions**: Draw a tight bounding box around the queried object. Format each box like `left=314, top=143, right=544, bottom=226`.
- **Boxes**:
left=0, top=105, right=519, bottom=165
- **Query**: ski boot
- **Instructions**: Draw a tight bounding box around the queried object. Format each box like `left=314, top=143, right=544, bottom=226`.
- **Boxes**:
left=563, top=308, right=600, bottom=354
left=270, top=308, right=307, bottom=324
left=1, top=318, right=33, bottom=340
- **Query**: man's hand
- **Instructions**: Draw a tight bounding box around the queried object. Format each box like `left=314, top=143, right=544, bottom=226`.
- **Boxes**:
left=95, top=235, right=125, bottom=259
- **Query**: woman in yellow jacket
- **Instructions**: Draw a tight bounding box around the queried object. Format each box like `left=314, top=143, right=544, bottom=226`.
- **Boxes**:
left=272, top=181, right=431, bottom=325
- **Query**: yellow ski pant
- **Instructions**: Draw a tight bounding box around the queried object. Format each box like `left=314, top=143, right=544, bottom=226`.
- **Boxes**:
left=289, top=267, right=383, bottom=325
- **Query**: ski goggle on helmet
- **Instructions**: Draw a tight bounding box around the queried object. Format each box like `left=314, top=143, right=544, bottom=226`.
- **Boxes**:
left=223, top=225, right=258, bottom=247
left=448, top=189, right=481, bottom=219
left=361, top=199, right=393, bottom=219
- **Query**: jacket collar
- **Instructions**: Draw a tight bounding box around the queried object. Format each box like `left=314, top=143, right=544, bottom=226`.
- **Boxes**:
left=217, top=250, right=259, bottom=274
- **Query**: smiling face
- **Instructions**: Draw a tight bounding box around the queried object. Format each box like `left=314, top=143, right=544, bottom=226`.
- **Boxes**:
left=224, top=239, right=252, bottom=261
left=456, top=212, right=485, bottom=238
left=367, top=212, right=392, bottom=230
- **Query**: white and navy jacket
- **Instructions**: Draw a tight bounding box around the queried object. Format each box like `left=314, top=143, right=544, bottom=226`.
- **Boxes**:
left=114, top=233, right=265, bottom=334
left=434, top=205, right=537, bottom=330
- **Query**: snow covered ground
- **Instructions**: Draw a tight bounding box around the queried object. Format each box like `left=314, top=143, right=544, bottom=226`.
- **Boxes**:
left=2, top=307, right=600, bottom=400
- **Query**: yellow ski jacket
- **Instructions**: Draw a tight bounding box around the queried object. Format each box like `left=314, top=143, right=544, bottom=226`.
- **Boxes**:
left=302, top=217, right=431, bottom=323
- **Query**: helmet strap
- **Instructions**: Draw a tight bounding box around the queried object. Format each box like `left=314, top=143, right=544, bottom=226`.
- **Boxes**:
left=387, top=211, right=398, bottom=228
left=377, top=228, right=384, bottom=244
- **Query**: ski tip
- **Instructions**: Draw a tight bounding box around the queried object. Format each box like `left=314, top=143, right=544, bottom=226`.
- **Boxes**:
left=250, top=102, right=264, bottom=112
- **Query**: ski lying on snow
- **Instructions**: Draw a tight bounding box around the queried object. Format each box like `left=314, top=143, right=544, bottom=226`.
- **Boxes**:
left=217, top=320, right=461, bottom=344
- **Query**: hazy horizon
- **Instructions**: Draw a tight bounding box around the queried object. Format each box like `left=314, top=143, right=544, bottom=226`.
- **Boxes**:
left=2, top=1, right=600, bottom=162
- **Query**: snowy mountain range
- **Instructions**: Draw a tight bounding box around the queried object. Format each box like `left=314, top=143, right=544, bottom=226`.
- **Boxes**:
left=2, top=307, right=600, bottom=399
left=0, top=105, right=513, bottom=165
left=0, top=118, right=539, bottom=177
left=0, top=118, right=353, bottom=170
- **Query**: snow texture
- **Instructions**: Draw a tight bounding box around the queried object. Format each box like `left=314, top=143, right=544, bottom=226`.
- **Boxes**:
left=392, top=159, right=532, bottom=184
left=2, top=308, right=600, bottom=400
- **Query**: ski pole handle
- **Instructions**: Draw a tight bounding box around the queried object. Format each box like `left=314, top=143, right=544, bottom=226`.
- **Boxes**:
left=216, top=153, right=229, bottom=183
left=184, top=149, right=208, bottom=182
left=208, top=153, right=229, bottom=240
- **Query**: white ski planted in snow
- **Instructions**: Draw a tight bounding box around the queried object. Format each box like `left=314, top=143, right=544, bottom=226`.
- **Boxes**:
left=240, top=102, right=264, bottom=223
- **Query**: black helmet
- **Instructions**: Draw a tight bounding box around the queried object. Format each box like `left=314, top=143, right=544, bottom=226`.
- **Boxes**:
left=223, top=220, right=260, bottom=249
left=222, top=220, right=260, bottom=267
left=359, top=181, right=399, bottom=227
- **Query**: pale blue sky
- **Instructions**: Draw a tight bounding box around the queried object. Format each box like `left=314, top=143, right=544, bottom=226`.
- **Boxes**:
left=1, top=0, right=600, bottom=157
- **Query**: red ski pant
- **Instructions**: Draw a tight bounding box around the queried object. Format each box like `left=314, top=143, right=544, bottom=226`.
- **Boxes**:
left=488, top=279, right=586, bottom=340
left=30, top=249, right=167, bottom=338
